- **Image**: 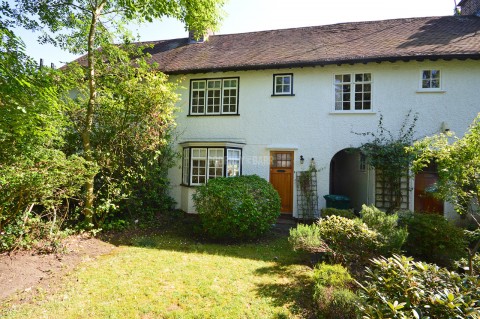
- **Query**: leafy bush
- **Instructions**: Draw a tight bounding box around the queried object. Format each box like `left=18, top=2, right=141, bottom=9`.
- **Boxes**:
left=321, top=208, right=356, bottom=219
left=456, top=253, right=480, bottom=276
left=290, top=205, right=411, bottom=264
left=0, top=149, right=93, bottom=252
left=0, top=215, right=70, bottom=253
left=360, top=205, right=408, bottom=255
left=358, top=254, right=480, bottom=319
left=316, top=216, right=380, bottom=263
left=289, top=223, right=327, bottom=253
left=315, top=286, right=359, bottom=319
left=313, top=263, right=353, bottom=287
left=313, top=263, right=359, bottom=319
left=193, top=175, right=281, bottom=240
left=400, top=212, right=468, bottom=267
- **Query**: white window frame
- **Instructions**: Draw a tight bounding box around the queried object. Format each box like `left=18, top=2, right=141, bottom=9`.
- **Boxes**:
left=207, top=148, right=224, bottom=180
left=419, top=69, right=442, bottom=92
left=190, top=78, right=239, bottom=115
left=190, top=148, right=207, bottom=185
left=182, top=146, right=243, bottom=186
left=333, top=73, right=373, bottom=112
left=182, top=148, right=190, bottom=185
left=206, top=80, right=222, bottom=115
left=191, top=81, right=206, bottom=115
left=222, top=79, right=239, bottom=114
left=227, top=149, right=241, bottom=177
left=273, top=74, right=293, bottom=96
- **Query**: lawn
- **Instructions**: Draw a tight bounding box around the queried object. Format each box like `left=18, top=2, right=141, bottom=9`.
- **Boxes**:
left=1, top=227, right=314, bottom=319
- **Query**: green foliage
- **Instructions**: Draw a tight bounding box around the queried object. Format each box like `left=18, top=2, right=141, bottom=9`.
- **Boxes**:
left=317, top=216, right=380, bottom=263
left=408, top=113, right=480, bottom=272
left=7, top=0, right=225, bottom=54
left=289, top=224, right=326, bottom=253
left=400, top=212, right=467, bottom=267
left=312, top=263, right=359, bottom=319
left=60, top=43, right=179, bottom=226
left=6, top=0, right=225, bottom=223
left=290, top=206, right=409, bottom=264
left=456, top=253, right=480, bottom=275
left=409, top=113, right=480, bottom=217
left=193, top=175, right=281, bottom=240
left=1, top=215, right=71, bottom=253
left=357, top=254, right=480, bottom=319
left=0, top=28, right=92, bottom=252
left=0, top=29, right=65, bottom=162
left=360, top=205, right=408, bottom=255
left=356, top=111, right=418, bottom=213
left=312, top=263, right=353, bottom=287
left=321, top=208, right=356, bottom=219
left=0, top=149, right=94, bottom=251
left=297, top=162, right=318, bottom=219
left=314, top=286, right=359, bottom=319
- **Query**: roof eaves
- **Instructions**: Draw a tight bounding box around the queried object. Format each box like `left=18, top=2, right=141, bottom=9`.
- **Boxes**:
left=164, top=53, right=480, bottom=75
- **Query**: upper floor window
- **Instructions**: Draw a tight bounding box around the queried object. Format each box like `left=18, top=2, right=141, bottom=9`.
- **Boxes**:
left=182, top=146, right=242, bottom=186
left=334, top=73, right=372, bottom=111
left=273, top=74, right=294, bottom=96
left=421, top=69, right=441, bottom=90
left=190, top=78, right=239, bottom=115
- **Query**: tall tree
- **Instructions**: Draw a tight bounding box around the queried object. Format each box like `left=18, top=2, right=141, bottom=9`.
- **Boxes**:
left=4, top=0, right=225, bottom=224
left=0, top=28, right=92, bottom=247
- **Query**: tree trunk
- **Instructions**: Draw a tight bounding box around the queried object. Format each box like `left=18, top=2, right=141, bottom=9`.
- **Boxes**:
left=82, top=5, right=104, bottom=225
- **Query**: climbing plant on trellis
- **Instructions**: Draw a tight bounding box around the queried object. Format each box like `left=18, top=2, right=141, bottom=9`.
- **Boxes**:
left=355, top=111, right=418, bottom=213
left=296, top=162, right=319, bottom=221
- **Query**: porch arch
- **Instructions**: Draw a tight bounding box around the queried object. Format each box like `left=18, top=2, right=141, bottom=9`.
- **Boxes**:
left=328, top=148, right=374, bottom=212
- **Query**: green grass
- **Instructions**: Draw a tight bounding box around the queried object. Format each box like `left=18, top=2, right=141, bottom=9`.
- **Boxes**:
left=1, top=230, right=314, bottom=319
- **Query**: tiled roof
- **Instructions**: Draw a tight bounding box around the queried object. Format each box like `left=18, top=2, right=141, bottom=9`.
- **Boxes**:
left=74, top=16, right=480, bottom=73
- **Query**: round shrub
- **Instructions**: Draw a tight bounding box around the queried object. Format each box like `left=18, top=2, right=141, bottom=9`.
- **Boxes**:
left=193, top=175, right=281, bottom=240
left=400, top=212, right=467, bottom=267
left=317, top=216, right=381, bottom=264
left=313, top=263, right=353, bottom=287
left=360, top=205, right=408, bottom=255
left=315, top=286, right=359, bottom=319
left=289, top=223, right=327, bottom=253
left=313, top=263, right=359, bottom=319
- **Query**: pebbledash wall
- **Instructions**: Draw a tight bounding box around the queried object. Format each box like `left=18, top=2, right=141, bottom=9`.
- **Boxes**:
left=167, top=59, right=480, bottom=219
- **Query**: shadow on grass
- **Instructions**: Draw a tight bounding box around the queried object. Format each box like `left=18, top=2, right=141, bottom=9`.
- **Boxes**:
left=100, top=213, right=308, bottom=265
left=98, top=213, right=316, bottom=317
left=254, top=264, right=317, bottom=319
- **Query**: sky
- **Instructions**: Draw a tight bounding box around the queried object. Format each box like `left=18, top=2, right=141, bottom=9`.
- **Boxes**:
left=14, top=0, right=457, bottom=66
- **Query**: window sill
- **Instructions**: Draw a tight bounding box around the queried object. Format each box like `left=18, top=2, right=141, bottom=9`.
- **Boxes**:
left=416, top=90, right=446, bottom=94
left=187, top=114, right=240, bottom=117
left=180, top=183, right=199, bottom=188
left=329, top=111, right=376, bottom=115
left=271, top=94, right=295, bottom=97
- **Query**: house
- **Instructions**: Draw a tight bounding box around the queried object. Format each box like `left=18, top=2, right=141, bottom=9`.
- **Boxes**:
left=143, top=0, right=480, bottom=219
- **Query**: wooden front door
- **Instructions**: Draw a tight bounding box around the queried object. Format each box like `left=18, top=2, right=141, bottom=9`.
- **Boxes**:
left=270, top=151, right=294, bottom=214
left=414, top=162, right=443, bottom=214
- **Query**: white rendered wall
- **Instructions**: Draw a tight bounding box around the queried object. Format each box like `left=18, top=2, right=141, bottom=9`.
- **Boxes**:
left=168, top=60, right=480, bottom=217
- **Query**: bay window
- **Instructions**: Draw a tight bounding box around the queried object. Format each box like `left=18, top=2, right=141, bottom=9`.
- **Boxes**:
left=182, top=146, right=242, bottom=186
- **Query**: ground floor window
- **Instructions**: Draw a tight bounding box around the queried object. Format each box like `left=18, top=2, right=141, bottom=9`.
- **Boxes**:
left=182, top=146, right=242, bottom=186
